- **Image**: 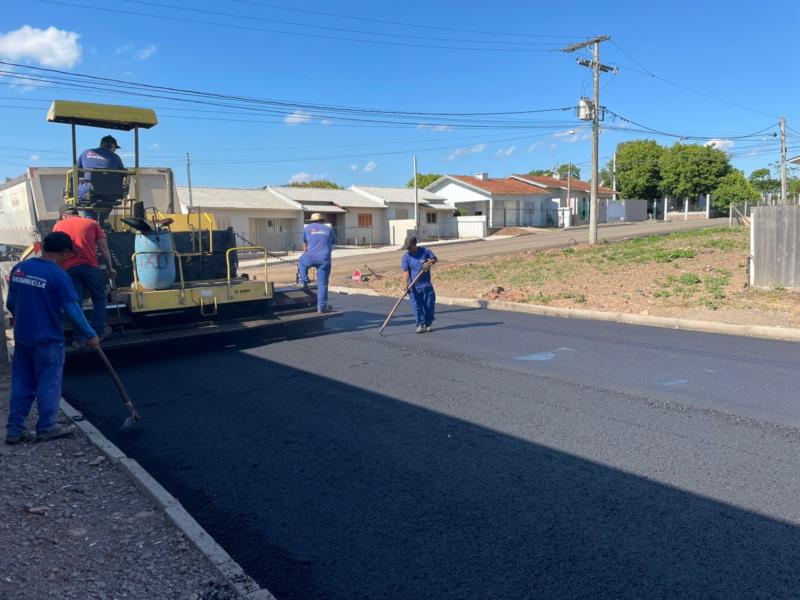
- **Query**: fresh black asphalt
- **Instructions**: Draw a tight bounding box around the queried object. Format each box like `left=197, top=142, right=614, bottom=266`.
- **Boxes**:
left=63, top=293, right=800, bottom=599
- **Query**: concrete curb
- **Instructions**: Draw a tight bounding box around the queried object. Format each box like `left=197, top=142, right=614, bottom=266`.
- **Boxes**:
left=59, top=400, right=275, bottom=600
left=330, top=286, right=800, bottom=343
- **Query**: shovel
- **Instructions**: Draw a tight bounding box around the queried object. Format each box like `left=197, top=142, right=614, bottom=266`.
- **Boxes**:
left=94, top=345, right=141, bottom=431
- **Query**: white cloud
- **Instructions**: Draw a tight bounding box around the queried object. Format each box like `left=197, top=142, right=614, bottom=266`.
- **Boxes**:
left=349, top=164, right=358, bottom=171
left=553, top=129, right=591, bottom=143
left=494, top=146, right=516, bottom=158
left=30, top=154, right=39, bottom=161
left=284, top=110, right=313, bottom=126
left=135, top=44, right=158, bottom=61
left=289, top=171, right=312, bottom=184
left=0, top=25, right=81, bottom=68
left=115, top=42, right=158, bottom=61
left=363, top=161, right=377, bottom=173
left=321, top=119, right=333, bottom=126
left=288, top=171, right=328, bottom=184
left=527, top=141, right=545, bottom=153
left=705, top=138, right=734, bottom=152
left=417, top=123, right=453, bottom=132
left=446, top=143, right=486, bottom=160
left=150, top=143, right=160, bottom=149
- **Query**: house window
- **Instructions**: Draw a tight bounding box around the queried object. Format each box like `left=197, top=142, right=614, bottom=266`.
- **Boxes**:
left=475, top=211, right=482, bottom=216
left=357, top=213, right=373, bottom=228
left=395, top=208, right=409, bottom=220
left=426, top=212, right=437, bottom=224
left=216, top=217, right=231, bottom=230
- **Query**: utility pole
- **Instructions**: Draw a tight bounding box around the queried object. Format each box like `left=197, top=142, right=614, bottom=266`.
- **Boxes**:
left=780, top=117, right=787, bottom=204
left=413, top=154, right=419, bottom=231
left=612, top=152, right=617, bottom=201
left=562, top=35, right=615, bottom=244
left=186, top=152, right=194, bottom=210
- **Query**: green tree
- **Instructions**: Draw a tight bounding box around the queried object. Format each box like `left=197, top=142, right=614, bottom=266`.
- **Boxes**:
left=712, top=170, right=759, bottom=210
left=526, top=168, right=557, bottom=177
left=748, top=168, right=779, bottom=197
left=406, top=173, right=443, bottom=189
left=659, top=143, right=731, bottom=200
left=613, top=140, right=665, bottom=200
left=789, top=178, right=800, bottom=199
left=287, top=179, right=342, bottom=189
left=557, top=163, right=581, bottom=179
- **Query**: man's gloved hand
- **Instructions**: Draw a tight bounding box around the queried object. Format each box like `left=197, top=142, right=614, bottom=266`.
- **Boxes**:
left=84, top=336, right=100, bottom=349
left=107, top=268, right=118, bottom=279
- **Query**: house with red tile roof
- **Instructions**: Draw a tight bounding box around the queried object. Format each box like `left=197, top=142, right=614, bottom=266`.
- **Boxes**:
left=425, top=173, right=556, bottom=229
left=510, top=173, right=615, bottom=226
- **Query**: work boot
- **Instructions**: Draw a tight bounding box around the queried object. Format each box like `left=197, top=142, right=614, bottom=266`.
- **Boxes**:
left=36, top=425, right=76, bottom=443
left=5, top=430, right=34, bottom=445
left=317, top=306, right=332, bottom=313
left=425, top=325, right=433, bottom=333
left=416, top=325, right=424, bottom=334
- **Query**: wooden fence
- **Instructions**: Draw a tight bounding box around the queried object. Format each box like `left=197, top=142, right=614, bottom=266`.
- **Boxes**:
left=751, top=206, right=800, bottom=288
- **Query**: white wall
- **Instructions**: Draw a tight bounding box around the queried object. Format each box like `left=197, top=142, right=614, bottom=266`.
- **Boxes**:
left=388, top=218, right=417, bottom=245
left=338, top=207, right=388, bottom=245
left=429, top=181, right=489, bottom=206
left=455, top=216, right=487, bottom=238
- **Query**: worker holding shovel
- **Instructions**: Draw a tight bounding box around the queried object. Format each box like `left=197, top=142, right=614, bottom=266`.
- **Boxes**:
left=401, top=235, right=438, bottom=333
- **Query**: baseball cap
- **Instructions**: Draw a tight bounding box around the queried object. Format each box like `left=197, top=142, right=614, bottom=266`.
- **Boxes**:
left=403, top=235, right=418, bottom=250
left=100, top=135, right=121, bottom=149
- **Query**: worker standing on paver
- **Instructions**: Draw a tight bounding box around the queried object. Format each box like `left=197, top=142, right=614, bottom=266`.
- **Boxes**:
left=298, top=212, right=335, bottom=313
left=401, top=235, right=438, bottom=333
left=53, top=205, right=117, bottom=343
left=5, top=232, right=99, bottom=445
left=77, top=134, right=125, bottom=202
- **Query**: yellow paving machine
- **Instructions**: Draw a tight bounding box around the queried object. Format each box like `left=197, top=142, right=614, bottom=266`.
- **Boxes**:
left=13, top=100, right=338, bottom=351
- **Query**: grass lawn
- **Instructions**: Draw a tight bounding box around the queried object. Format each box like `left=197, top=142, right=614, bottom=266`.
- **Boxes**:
left=364, top=226, right=800, bottom=328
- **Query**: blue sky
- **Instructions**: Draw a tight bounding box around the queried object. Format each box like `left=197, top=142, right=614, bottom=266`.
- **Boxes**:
left=1, top=0, right=798, bottom=188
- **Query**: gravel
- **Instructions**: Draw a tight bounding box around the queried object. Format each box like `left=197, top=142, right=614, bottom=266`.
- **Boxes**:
left=0, top=367, right=240, bottom=600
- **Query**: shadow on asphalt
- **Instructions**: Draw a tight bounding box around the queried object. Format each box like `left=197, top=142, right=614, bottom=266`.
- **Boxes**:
left=62, top=308, right=800, bottom=600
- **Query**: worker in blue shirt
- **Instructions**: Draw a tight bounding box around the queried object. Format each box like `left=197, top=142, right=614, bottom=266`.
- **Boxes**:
left=77, top=134, right=125, bottom=202
left=5, top=232, right=99, bottom=445
left=401, top=235, right=438, bottom=333
left=298, top=212, right=335, bottom=312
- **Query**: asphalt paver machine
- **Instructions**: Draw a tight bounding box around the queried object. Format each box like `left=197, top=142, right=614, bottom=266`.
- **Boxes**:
left=38, top=99, right=338, bottom=352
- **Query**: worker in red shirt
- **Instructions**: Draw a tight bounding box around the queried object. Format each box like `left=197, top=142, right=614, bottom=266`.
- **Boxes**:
left=52, top=206, right=117, bottom=343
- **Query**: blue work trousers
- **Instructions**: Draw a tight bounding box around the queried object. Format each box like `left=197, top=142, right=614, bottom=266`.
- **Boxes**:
left=67, top=264, right=107, bottom=337
left=298, top=255, right=331, bottom=310
left=6, top=341, right=65, bottom=436
left=408, top=284, right=436, bottom=326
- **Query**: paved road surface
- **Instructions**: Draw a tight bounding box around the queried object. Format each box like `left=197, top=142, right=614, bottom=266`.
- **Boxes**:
left=64, top=291, right=800, bottom=599
left=251, top=218, right=728, bottom=283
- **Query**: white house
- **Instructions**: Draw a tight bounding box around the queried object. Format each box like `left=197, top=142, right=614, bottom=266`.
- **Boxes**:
left=426, top=173, right=553, bottom=228
left=268, top=187, right=389, bottom=246
left=510, top=174, right=614, bottom=226
left=350, top=185, right=457, bottom=243
left=176, top=186, right=305, bottom=251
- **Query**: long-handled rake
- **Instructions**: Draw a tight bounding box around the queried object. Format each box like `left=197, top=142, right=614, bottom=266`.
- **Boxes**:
left=94, top=345, right=141, bottom=431
left=378, top=267, right=429, bottom=336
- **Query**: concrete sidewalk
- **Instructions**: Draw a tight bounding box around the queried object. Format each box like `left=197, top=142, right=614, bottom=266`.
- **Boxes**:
left=238, top=235, right=489, bottom=269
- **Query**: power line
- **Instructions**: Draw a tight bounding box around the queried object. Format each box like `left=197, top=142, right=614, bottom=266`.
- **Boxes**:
left=228, top=0, right=585, bottom=39
left=610, top=40, right=782, bottom=119
left=605, top=110, right=778, bottom=141
left=119, top=0, right=557, bottom=47
left=0, top=61, right=575, bottom=121
left=35, top=0, right=561, bottom=53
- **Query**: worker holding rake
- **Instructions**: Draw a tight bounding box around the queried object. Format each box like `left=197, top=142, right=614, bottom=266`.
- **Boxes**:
left=401, top=235, right=438, bottom=333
